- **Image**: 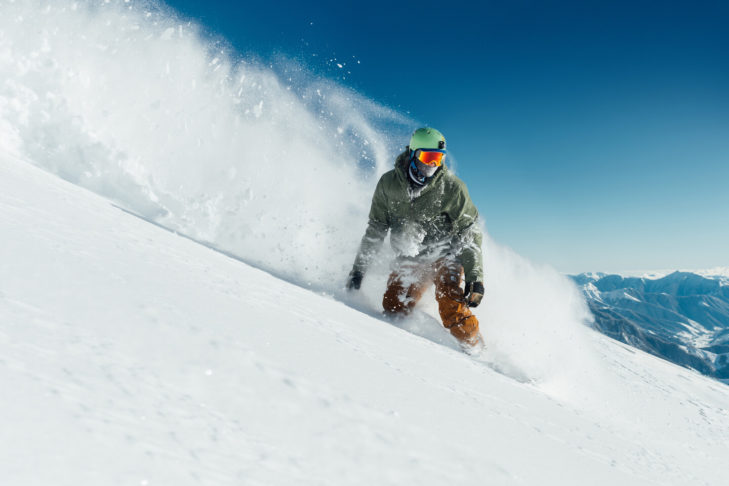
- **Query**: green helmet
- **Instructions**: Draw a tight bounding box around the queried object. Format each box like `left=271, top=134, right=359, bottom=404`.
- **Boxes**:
left=409, top=127, right=446, bottom=151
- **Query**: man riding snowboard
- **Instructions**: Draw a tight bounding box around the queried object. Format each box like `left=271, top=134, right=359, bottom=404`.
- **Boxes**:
left=346, top=127, right=485, bottom=353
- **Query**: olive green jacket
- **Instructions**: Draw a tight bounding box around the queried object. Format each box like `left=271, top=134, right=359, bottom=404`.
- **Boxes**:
left=352, top=152, right=483, bottom=282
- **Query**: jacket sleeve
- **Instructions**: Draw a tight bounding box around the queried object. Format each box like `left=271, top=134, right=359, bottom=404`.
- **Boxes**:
left=352, top=176, right=390, bottom=275
left=448, top=181, right=484, bottom=283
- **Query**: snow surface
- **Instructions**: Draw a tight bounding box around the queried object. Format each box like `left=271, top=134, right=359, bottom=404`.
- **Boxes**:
left=3, top=151, right=729, bottom=485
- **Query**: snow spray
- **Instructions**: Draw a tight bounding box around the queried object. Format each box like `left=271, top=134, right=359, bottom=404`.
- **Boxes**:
left=0, top=0, right=603, bottom=396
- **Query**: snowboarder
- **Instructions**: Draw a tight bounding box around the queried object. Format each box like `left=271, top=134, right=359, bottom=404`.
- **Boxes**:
left=346, top=127, right=485, bottom=353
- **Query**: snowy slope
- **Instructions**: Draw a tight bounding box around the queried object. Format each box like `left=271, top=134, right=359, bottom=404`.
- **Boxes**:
left=3, top=155, right=729, bottom=485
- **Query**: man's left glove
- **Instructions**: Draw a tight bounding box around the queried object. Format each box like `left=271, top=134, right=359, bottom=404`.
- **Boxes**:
left=346, top=270, right=364, bottom=290
left=464, top=281, right=485, bottom=307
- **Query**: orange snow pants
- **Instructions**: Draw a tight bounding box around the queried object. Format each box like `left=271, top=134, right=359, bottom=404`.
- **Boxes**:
left=382, top=257, right=480, bottom=344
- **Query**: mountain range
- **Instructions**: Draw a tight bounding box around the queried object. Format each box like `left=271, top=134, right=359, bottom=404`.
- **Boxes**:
left=572, top=271, right=729, bottom=382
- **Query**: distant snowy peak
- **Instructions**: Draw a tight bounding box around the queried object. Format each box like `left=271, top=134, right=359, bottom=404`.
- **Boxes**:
left=587, top=268, right=729, bottom=282
left=696, top=267, right=729, bottom=283
left=571, top=270, right=729, bottom=381
left=573, top=270, right=729, bottom=294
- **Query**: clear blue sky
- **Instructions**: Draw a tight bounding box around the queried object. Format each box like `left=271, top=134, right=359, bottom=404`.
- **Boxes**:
left=165, top=0, right=728, bottom=274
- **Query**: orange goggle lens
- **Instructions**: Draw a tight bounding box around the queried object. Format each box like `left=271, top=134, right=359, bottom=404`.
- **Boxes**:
left=415, top=149, right=446, bottom=166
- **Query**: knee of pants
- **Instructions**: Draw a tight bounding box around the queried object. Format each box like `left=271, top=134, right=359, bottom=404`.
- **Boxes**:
left=438, top=299, right=472, bottom=328
left=383, top=286, right=410, bottom=315
left=434, top=262, right=465, bottom=301
left=383, top=294, right=403, bottom=315
left=448, top=315, right=480, bottom=342
left=383, top=267, right=429, bottom=315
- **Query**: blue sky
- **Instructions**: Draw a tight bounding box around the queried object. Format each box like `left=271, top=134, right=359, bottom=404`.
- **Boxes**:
left=166, top=0, right=728, bottom=274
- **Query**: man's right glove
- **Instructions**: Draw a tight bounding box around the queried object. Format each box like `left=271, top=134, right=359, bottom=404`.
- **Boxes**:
left=346, top=270, right=364, bottom=290
left=464, top=281, right=484, bottom=307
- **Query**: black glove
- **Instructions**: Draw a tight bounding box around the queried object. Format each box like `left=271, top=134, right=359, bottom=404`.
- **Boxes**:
left=464, top=281, right=484, bottom=307
left=346, top=270, right=364, bottom=290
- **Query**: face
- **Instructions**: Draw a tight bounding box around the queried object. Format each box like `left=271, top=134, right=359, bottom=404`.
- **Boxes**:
left=415, top=159, right=439, bottom=178
left=412, top=149, right=445, bottom=178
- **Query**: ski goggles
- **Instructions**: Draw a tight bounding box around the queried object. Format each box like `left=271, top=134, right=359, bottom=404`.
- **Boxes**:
left=413, top=149, right=446, bottom=167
